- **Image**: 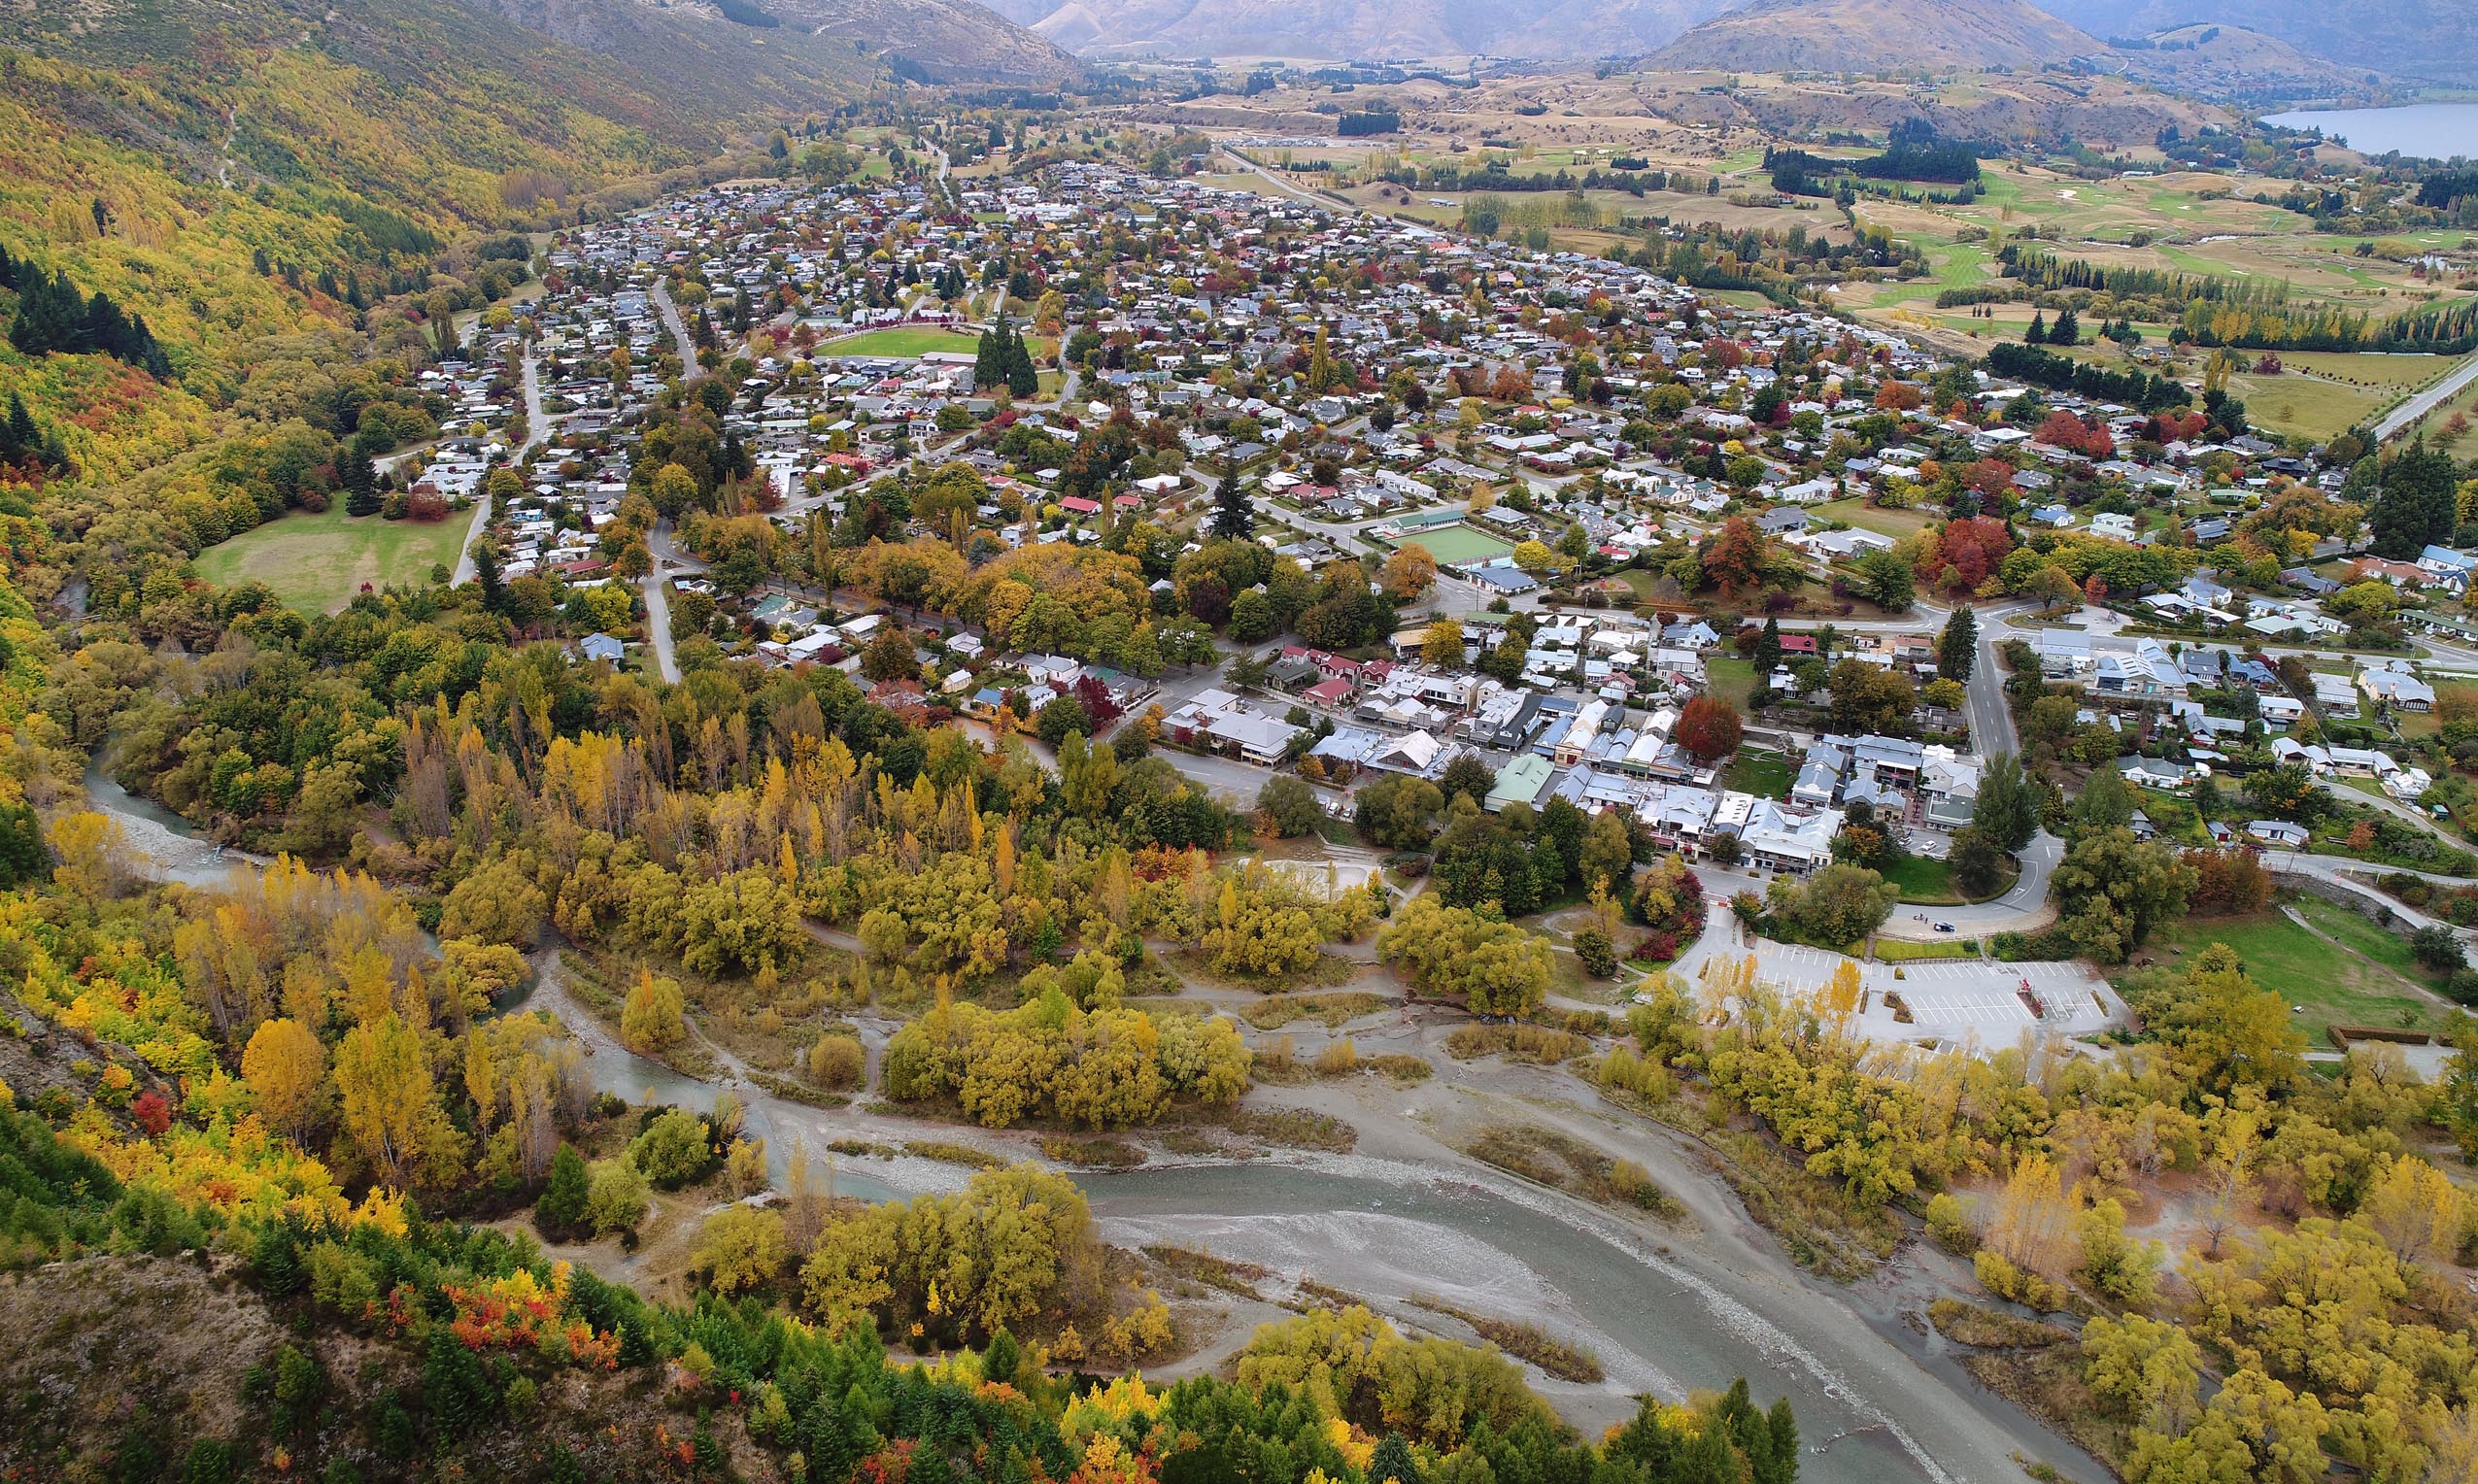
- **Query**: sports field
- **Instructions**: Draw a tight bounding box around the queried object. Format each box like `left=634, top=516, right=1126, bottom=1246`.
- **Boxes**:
left=194, top=504, right=469, bottom=613
left=822, top=326, right=982, bottom=357
left=1402, top=524, right=1514, bottom=565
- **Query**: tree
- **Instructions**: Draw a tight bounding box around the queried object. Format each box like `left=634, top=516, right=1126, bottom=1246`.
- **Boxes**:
left=1211, top=459, right=1252, bottom=540
left=621, top=969, right=687, bottom=1053
left=242, top=1017, right=327, bottom=1141
left=2132, top=943, right=2303, bottom=1093
left=1355, top=774, right=1444, bottom=850
left=585, top=1158, right=651, bottom=1236
left=1676, top=694, right=1743, bottom=765
left=1420, top=618, right=1465, bottom=667
left=1752, top=615, right=1782, bottom=676
left=2053, top=829, right=2199, bottom=965
left=1848, top=550, right=1915, bottom=611
left=537, top=1144, right=591, bottom=1232
left=1378, top=895, right=1553, bottom=1016
left=2369, top=443, right=2459, bottom=558
left=1827, top=659, right=1916, bottom=735
left=861, top=626, right=919, bottom=683
left=1974, top=753, right=2037, bottom=853
left=1036, top=695, right=1094, bottom=749
left=1937, top=606, right=1976, bottom=683
left=1578, top=808, right=1634, bottom=896
left=694, top=1206, right=791, bottom=1296
left=1511, top=539, right=1556, bottom=576
left=1439, top=752, right=1497, bottom=807
left=1950, top=826, right=2006, bottom=896
left=1257, top=775, right=1325, bottom=837
left=1382, top=545, right=1438, bottom=601
left=334, top=1012, right=451, bottom=1187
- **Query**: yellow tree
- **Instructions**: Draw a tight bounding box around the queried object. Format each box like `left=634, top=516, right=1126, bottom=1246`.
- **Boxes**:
left=334, top=1012, right=442, bottom=1186
left=241, top=1017, right=328, bottom=1142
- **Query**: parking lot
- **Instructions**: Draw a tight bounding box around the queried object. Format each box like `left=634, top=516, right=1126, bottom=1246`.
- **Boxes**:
left=1734, top=940, right=2118, bottom=1047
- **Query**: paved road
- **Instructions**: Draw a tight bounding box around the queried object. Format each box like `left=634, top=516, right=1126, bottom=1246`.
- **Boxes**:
left=651, top=280, right=699, bottom=369
left=453, top=345, right=549, bottom=587
left=2374, top=350, right=2478, bottom=443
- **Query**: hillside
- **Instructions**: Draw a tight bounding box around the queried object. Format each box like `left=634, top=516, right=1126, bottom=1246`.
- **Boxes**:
left=1008, top=0, right=1746, bottom=61
left=2104, top=24, right=2378, bottom=107
left=1649, top=0, right=2099, bottom=72
left=459, top=0, right=1079, bottom=83
left=2033, top=0, right=2471, bottom=85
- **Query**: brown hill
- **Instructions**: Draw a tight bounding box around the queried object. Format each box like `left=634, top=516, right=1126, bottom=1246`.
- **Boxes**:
left=2033, top=0, right=2469, bottom=85
left=1649, top=0, right=2101, bottom=71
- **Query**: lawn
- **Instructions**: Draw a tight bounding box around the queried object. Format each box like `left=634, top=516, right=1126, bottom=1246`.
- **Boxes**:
left=193, top=504, right=471, bottom=614
left=2133, top=902, right=2451, bottom=1045
left=1401, top=524, right=1514, bottom=565
left=1723, top=749, right=1791, bottom=799
left=1813, top=498, right=1936, bottom=541
left=1880, top=854, right=2017, bottom=905
left=1708, top=656, right=1759, bottom=711
left=822, top=326, right=982, bottom=358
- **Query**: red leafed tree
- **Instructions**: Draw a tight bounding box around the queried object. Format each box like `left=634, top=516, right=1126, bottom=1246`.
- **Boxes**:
left=1676, top=694, right=1744, bottom=764
left=1699, top=516, right=1768, bottom=597
left=2034, top=411, right=2115, bottom=458
left=1703, top=337, right=1747, bottom=370
left=1874, top=380, right=1923, bottom=412
left=131, top=1088, right=171, bottom=1137
left=1071, top=673, right=1122, bottom=728
left=1919, top=515, right=2014, bottom=595
left=1965, top=458, right=2020, bottom=501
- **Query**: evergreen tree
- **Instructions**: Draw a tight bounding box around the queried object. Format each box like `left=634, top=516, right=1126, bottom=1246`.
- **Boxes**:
left=536, top=1144, right=590, bottom=1231
left=343, top=450, right=382, bottom=517
left=2023, top=312, right=2047, bottom=346
left=1974, top=752, right=2038, bottom=853
left=2049, top=307, right=2079, bottom=347
left=1753, top=615, right=1783, bottom=676
left=1006, top=327, right=1037, bottom=397
left=1937, top=605, right=1976, bottom=682
left=1211, top=458, right=1252, bottom=540
left=472, top=539, right=507, bottom=614
left=1369, top=1435, right=1422, bottom=1484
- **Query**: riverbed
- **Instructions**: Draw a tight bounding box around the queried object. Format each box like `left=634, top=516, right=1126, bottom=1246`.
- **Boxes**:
left=81, top=776, right=2109, bottom=1484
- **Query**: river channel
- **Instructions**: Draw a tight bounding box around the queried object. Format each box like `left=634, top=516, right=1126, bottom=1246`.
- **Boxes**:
left=83, top=767, right=2104, bottom=1484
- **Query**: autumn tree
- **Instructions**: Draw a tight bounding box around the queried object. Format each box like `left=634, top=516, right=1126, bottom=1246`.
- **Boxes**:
left=241, top=1017, right=328, bottom=1142
left=1676, top=694, right=1743, bottom=765
left=334, top=1011, right=457, bottom=1187
left=1382, top=544, right=1438, bottom=601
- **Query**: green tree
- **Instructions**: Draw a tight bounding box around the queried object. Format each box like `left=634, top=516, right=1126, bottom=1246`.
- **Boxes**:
left=1974, top=752, right=2037, bottom=852
left=1937, top=605, right=1977, bottom=682
left=536, top=1143, right=590, bottom=1232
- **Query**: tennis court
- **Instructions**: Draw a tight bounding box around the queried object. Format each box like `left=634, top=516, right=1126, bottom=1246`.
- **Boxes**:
left=1402, top=524, right=1513, bottom=565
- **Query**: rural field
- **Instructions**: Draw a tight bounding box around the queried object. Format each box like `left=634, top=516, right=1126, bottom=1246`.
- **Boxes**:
left=193, top=505, right=472, bottom=614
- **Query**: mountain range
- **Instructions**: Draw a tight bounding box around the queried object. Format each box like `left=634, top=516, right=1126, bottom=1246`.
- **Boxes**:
left=992, top=0, right=2460, bottom=84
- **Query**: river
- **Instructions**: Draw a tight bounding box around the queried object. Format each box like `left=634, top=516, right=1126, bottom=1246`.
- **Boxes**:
left=79, top=771, right=2104, bottom=1484
left=2262, top=103, right=2478, bottom=161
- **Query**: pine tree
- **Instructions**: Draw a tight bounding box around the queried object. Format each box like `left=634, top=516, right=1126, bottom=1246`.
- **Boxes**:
left=2050, top=307, right=2079, bottom=346
left=2023, top=312, right=2047, bottom=346
left=1211, top=458, right=1252, bottom=540
left=472, top=539, right=507, bottom=613
left=536, top=1144, right=590, bottom=1231
left=1754, top=615, right=1782, bottom=676
left=343, top=450, right=382, bottom=517
left=1937, top=605, right=1977, bottom=682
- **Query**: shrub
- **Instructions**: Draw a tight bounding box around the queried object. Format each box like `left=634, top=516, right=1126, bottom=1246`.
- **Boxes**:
left=1574, top=927, right=1617, bottom=977
left=808, top=1032, right=866, bottom=1090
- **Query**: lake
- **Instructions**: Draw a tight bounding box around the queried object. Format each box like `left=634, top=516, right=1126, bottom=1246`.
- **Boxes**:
left=2261, top=103, right=2478, bottom=162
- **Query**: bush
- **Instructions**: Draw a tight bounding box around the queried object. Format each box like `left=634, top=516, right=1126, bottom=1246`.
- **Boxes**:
left=1573, top=927, right=1617, bottom=977
left=2410, top=923, right=2466, bottom=971
left=584, top=1159, right=650, bottom=1237
left=808, top=1032, right=866, bottom=1090
left=626, top=1109, right=715, bottom=1187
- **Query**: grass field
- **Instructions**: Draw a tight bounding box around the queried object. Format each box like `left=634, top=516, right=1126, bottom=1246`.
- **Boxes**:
left=2133, top=899, right=2451, bottom=1044
left=1723, top=749, right=1791, bottom=799
left=822, top=326, right=982, bottom=358
left=1813, top=498, right=1935, bottom=541
left=1402, top=524, right=1514, bottom=565
left=1708, top=656, right=1759, bottom=712
left=194, top=504, right=470, bottom=614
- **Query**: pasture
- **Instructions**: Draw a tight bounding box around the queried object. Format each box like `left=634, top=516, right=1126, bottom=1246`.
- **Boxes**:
left=194, top=505, right=470, bottom=614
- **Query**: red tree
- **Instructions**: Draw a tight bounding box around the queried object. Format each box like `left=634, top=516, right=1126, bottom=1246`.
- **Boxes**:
left=131, top=1089, right=171, bottom=1137
left=1676, top=694, right=1744, bottom=764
